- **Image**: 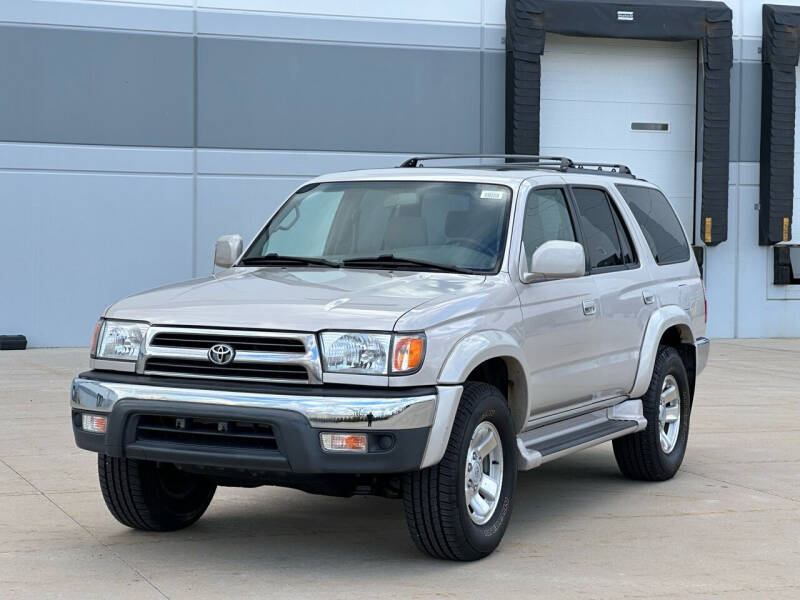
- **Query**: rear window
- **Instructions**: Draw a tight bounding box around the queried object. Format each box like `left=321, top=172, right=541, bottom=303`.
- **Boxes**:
left=616, top=185, right=690, bottom=265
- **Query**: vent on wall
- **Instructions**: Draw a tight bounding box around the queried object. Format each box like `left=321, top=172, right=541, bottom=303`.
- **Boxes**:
left=631, top=122, right=669, bottom=132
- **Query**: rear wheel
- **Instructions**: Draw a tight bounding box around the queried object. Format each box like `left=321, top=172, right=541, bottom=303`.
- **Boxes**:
left=613, top=345, right=691, bottom=481
left=403, top=382, right=517, bottom=561
left=98, top=455, right=216, bottom=531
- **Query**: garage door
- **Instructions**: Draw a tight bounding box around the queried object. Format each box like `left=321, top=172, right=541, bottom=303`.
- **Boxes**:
left=540, top=34, right=698, bottom=237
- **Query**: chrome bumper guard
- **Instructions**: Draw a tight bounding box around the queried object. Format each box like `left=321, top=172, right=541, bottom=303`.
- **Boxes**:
left=70, top=377, right=437, bottom=431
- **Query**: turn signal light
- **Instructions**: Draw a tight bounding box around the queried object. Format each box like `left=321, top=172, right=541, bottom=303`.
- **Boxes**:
left=90, top=320, right=103, bottom=356
left=320, top=432, right=367, bottom=453
left=392, top=335, right=425, bottom=373
left=82, top=414, right=107, bottom=433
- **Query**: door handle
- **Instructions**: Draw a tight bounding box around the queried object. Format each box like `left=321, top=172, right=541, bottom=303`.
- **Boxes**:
left=642, top=290, right=656, bottom=305
left=582, top=300, right=597, bottom=316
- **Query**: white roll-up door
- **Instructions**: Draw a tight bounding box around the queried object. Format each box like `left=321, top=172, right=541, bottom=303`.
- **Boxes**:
left=540, top=34, right=698, bottom=235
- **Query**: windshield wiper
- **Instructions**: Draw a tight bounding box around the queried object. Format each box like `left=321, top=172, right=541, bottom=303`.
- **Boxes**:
left=240, top=253, right=341, bottom=268
left=341, top=254, right=479, bottom=275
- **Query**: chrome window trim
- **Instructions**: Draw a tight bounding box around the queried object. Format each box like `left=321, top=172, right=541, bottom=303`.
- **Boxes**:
left=138, top=326, right=323, bottom=385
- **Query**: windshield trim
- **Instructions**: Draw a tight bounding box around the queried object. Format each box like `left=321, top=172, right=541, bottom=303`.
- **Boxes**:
left=238, top=179, right=516, bottom=275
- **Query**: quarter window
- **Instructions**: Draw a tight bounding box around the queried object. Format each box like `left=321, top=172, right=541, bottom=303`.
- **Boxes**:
left=610, top=201, right=637, bottom=266
left=572, top=187, right=630, bottom=271
left=520, top=188, right=576, bottom=266
left=616, top=185, right=690, bottom=265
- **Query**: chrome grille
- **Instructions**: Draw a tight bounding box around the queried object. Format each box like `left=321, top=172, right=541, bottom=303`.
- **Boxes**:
left=151, top=332, right=305, bottom=353
left=144, top=358, right=308, bottom=381
left=140, top=327, right=322, bottom=384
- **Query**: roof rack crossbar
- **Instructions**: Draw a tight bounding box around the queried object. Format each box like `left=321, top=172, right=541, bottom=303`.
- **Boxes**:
left=399, top=154, right=575, bottom=170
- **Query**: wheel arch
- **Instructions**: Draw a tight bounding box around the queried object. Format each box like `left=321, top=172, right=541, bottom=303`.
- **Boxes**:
left=657, top=324, right=698, bottom=402
left=437, top=330, right=530, bottom=433
left=630, top=306, right=697, bottom=399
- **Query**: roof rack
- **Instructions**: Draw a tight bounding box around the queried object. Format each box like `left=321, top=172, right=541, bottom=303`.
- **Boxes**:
left=569, top=162, right=633, bottom=176
left=399, top=154, right=574, bottom=170
left=397, top=154, right=634, bottom=177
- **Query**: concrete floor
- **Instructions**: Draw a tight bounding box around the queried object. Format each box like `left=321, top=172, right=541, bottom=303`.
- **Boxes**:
left=0, top=341, right=798, bottom=599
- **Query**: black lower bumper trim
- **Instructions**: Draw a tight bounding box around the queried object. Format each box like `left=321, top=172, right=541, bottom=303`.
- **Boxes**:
left=73, top=399, right=429, bottom=475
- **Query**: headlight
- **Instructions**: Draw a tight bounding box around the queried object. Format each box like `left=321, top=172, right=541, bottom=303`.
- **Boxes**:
left=94, top=320, right=149, bottom=361
left=321, top=332, right=391, bottom=375
left=320, top=332, right=425, bottom=375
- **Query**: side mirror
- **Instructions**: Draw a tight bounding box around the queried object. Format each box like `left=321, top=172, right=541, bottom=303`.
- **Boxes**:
left=214, top=234, right=243, bottom=269
left=521, top=240, right=586, bottom=283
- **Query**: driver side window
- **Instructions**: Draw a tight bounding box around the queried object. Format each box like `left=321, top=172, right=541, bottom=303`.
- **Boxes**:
left=521, top=188, right=576, bottom=265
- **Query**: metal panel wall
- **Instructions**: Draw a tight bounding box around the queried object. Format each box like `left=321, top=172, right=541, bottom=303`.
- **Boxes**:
left=0, top=25, right=194, bottom=147
left=196, top=38, right=482, bottom=152
left=0, top=0, right=505, bottom=346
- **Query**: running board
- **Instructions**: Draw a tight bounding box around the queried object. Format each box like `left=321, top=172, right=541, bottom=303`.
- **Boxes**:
left=516, top=399, right=647, bottom=471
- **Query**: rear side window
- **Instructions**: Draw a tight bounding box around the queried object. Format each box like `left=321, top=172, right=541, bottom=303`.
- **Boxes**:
left=616, top=185, right=690, bottom=265
left=571, top=187, right=634, bottom=271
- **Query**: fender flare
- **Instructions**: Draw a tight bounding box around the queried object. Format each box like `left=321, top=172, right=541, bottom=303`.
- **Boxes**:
left=420, top=331, right=530, bottom=468
left=630, top=305, right=695, bottom=398
left=437, top=330, right=530, bottom=432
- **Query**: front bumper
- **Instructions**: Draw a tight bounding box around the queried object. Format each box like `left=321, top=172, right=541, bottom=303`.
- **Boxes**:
left=71, top=372, right=441, bottom=474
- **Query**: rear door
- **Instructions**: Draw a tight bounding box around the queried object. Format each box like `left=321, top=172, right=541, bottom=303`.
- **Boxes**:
left=568, top=185, right=655, bottom=397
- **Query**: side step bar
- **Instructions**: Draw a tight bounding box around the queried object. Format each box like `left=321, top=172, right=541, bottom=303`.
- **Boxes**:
left=516, top=399, right=647, bottom=471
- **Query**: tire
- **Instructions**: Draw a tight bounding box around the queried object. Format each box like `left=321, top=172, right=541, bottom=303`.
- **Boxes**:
left=613, top=345, right=691, bottom=481
left=403, top=382, right=517, bottom=561
left=98, top=454, right=216, bottom=531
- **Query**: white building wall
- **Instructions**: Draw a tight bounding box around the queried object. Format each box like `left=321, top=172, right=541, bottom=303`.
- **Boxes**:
left=0, top=0, right=506, bottom=347
left=706, top=0, right=800, bottom=337
left=3, top=0, right=800, bottom=344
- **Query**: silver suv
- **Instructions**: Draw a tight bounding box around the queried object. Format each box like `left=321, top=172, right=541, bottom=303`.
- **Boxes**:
left=71, top=154, right=709, bottom=561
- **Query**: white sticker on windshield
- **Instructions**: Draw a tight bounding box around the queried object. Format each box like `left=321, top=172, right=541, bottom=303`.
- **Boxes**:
left=480, top=190, right=504, bottom=200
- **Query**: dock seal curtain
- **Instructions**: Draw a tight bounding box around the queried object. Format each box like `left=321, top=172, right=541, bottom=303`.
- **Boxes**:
left=760, top=4, right=800, bottom=246
left=505, top=0, right=733, bottom=245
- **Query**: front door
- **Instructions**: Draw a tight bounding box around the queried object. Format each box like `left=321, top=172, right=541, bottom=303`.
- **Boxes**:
left=515, top=185, right=603, bottom=423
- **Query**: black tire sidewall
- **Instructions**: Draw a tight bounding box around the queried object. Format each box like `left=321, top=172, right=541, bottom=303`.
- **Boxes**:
left=137, top=460, right=215, bottom=529
left=648, top=349, right=691, bottom=474
left=454, top=389, right=517, bottom=555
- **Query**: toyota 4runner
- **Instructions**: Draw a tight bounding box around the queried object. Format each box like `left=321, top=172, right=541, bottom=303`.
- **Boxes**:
left=71, top=154, right=709, bottom=560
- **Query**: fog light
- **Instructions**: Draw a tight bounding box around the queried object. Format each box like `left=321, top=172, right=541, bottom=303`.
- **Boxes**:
left=320, top=432, right=367, bottom=453
left=82, top=414, right=107, bottom=433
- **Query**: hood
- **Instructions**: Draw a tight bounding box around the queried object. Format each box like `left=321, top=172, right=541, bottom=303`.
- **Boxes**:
left=106, top=267, right=488, bottom=332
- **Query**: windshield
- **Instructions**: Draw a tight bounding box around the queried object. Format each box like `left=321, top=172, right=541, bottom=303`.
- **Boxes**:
left=241, top=181, right=513, bottom=273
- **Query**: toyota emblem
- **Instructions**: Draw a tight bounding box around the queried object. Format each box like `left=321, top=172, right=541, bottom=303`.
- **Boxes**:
left=208, top=344, right=235, bottom=366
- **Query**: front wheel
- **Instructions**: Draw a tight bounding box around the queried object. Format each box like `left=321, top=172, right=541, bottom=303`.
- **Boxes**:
left=403, top=382, right=517, bottom=561
left=98, top=455, right=216, bottom=531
